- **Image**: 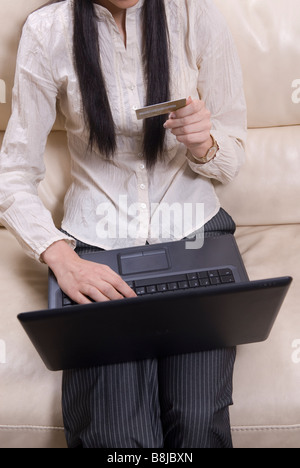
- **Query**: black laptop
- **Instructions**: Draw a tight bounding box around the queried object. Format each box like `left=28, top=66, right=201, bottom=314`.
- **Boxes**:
left=18, top=234, right=292, bottom=371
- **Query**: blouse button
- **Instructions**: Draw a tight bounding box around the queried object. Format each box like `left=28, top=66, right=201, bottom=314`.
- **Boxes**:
left=140, top=184, right=146, bottom=190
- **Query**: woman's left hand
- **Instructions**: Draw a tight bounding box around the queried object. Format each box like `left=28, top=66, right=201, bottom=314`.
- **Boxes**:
left=163, top=96, right=213, bottom=160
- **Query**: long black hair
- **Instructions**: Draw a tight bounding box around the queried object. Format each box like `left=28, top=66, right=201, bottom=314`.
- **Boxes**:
left=42, top=0, right=170, bottom=168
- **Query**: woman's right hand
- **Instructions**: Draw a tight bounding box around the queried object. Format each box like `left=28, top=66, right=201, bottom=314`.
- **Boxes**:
left=41, top=240, right=137, bottom=305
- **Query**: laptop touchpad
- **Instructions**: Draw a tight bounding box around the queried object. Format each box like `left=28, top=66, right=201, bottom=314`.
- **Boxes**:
left=119, top=249, right=169, bottom=275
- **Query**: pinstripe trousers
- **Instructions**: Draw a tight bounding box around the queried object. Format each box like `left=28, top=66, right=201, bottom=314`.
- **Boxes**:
left=62, top=208, right=237, bottom=448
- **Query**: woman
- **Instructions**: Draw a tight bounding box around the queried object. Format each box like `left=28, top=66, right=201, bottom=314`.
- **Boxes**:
left=0, top=0, right=247, bottom=448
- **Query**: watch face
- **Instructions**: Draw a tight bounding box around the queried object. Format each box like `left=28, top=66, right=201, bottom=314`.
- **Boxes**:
left=194, top=139, right=218, bottom=164
left=207, top=147, right=218, bottom=161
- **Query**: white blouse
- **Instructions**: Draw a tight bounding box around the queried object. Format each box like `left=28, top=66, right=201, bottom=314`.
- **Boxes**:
left=0, top=0, right=247, bottom=261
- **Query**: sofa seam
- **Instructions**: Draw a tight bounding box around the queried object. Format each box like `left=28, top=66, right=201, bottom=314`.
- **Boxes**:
left=1, top=424, right=300, bottom=434
left=232, top=424, right=300, bottom=433
left=0, top=425, right=64, bottom=433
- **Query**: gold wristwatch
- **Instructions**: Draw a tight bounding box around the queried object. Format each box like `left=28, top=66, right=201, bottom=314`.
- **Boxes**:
left=192, top=135, right=219, bottom=164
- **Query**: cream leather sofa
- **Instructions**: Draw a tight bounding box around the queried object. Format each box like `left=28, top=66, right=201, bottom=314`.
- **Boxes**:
left=0, top=0, right=299, bottom=448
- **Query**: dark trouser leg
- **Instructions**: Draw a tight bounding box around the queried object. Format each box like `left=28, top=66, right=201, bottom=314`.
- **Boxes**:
left=158, top=348, right=236, bottom=448
left=62, top=359, right=164, bottom=448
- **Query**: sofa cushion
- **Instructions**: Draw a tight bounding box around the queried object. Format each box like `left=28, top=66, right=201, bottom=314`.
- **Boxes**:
left=0, top=228, right=66, bottom=447
left=215, top=126, right=300, bottom=226
left=231, top=224, right=300, bottom=448
left=214, top=0, right=300, bottom=128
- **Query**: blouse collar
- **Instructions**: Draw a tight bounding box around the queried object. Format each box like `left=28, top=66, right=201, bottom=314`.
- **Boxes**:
left=93, top=1, right=144, bottom=20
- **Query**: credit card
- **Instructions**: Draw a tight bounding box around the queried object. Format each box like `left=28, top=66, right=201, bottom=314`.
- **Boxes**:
left=135, top=98, right=187, bottom=120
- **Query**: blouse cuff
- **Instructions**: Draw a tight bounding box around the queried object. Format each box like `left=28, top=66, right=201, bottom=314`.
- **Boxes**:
left=37, top=234, right=77, bottom=264
left=186, top=130, right=243, bottom=184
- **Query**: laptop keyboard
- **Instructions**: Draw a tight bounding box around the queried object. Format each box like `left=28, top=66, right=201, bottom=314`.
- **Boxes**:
left=62, top=268, right=235, bottom=306
left=127, top=268, right=235, bottom=296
